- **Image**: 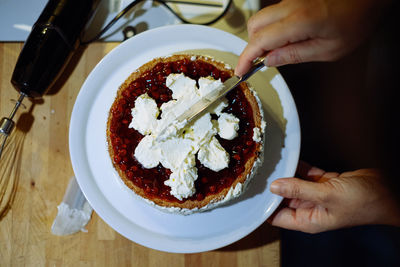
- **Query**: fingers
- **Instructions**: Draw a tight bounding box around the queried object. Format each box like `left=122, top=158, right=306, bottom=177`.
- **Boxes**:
left=268, top=207, right=298, bottom=230
left=296, top=160, right=339, bottom=182
left=340, top=168, right=382, bottom=178
left=265, top=42, right=312, bottom=67
left=235, top=46, right=266, bottom=77
left=265, top=39, right=342, bottom=67
left=235, top=17, right=310, bottom=76
left=270, top=177, right=327, bottom=204
left=296, top=160, right=324, bottom=180
left=268, top=207, right=327, bottom=233
left=234, top=0, right=344, bottom=74
left=247, top=3, right=288, bottom=37
left=268, top=207, right=319, bottom=233
left=287, top=198, right=315, bottom=209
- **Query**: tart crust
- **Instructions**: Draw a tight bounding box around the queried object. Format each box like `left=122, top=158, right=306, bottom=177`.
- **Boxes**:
left=107, top=54, right=264, bottom=212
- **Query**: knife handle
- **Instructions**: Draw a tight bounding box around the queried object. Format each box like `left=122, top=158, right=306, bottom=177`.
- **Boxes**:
left=240, top=57, right=266, bottom=82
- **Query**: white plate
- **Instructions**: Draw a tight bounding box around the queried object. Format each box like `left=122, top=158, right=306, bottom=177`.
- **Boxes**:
left=69, top=24, right=300, bottom=253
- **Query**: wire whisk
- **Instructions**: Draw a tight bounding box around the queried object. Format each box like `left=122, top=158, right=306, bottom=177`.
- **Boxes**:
left=0, top=94, right=26, bottom=219
left=0, top=128, right=25, bottom=219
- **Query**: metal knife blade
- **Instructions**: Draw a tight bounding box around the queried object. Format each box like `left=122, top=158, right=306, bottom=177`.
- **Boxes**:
left=156, top=57, right=266, bottom=141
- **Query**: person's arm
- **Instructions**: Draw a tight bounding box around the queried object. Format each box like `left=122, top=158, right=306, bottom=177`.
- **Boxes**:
left=235, top=0, right=391, bottom=76
left=268, top=161, right=400, bottom=233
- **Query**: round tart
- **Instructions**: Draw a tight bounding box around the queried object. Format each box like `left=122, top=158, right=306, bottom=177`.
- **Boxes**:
left=107, top=54, right=265, bottom=214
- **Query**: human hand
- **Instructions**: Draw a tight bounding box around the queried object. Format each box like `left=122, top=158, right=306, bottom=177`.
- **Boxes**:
left=235, top=0, right=390, bottom=76
left=268, top=161, right=400, bottom=233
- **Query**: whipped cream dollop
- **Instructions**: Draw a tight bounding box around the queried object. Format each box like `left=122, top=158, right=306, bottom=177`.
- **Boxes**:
left=252, top=120, right=266, bottom=142
left=129, top=73, right=240, bottom=200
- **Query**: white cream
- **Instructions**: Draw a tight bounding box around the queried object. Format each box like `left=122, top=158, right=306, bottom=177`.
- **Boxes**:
left=129, top=93, right=159, bottom=135
left=217, top=113, right=240, bottom=140
left=197, top=136, right=229, bottom=172
left=159, top=74, right=202, bottom=130
left=166, top=73, right=198, bottom=100
left=253, top=127, right=262, bottom=142
left=223, top=182, right=243, bottom=202
left=134, top=135, right=160, bottom=168
left=158, top=137, right=196, bottom=171
left=189, top=113, right=217, bottom=146
left=209, top=97, right=228, bottom=115
left=198, top=76, right=224, bottom=96
left=164, top=166, right=198, bottom=201
left=129, top=73, right=240, bottom=200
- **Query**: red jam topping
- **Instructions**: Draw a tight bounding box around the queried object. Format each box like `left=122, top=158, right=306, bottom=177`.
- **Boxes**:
left=109, top=58, right=257, bottom=202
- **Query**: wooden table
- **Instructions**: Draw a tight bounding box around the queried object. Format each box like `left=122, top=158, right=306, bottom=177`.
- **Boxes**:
left=0, top=42, right=280, bottom=266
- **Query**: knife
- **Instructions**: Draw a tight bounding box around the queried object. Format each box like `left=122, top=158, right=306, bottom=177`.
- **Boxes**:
left=156, top=57, right=266, bottom=141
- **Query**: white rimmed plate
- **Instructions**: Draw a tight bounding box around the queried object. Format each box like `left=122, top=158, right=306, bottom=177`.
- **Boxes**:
left=69, top=24, right=300, bottom=253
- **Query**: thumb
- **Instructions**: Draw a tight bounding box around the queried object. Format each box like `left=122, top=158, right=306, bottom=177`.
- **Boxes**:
left=265, top=40, right=340, bottom=67
left=270, top=178, right=327, bottom=203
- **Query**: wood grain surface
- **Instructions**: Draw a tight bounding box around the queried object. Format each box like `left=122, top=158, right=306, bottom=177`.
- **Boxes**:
left=0, top=42, right=280, bottom=267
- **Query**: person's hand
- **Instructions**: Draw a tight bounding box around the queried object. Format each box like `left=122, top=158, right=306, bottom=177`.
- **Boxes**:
left=268, top=161, right=400, bottom=233
left=235, top=0, right=390, bottom=76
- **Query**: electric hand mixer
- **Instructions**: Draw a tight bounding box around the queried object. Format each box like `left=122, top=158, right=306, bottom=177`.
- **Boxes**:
left=0, top=0, right=100, bottom=159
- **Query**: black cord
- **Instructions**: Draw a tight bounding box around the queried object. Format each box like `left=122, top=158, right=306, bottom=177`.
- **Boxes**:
left=160, top=0, right=223, bottom=7
left=81, top=0, right=232, bottom=45
left=81, top=0, right=143, bottom=45
left=158, top=0, right=233, bottom=26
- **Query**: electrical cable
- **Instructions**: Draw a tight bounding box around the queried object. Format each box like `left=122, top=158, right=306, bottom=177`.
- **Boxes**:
left=81, top=0, right=232, bottom=45
left=158, top=0, right=233, bottom=25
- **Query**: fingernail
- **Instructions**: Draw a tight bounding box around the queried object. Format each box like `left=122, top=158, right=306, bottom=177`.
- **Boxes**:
left=266, top=54, right=284, bottom=67
left=234, top=68, right=242, bottom=77
left=265, top=54, right=276, bottom=67
left=263, top=57, right=269, bottom=67
left=270, top=181, right=282, bottom=194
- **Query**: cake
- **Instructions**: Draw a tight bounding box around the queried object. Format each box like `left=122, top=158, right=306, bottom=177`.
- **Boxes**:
left=107, top=54, right=265, bottom=214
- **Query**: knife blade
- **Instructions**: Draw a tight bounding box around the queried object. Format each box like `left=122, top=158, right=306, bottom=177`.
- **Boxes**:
left=156, top=57, right=266, bottom=141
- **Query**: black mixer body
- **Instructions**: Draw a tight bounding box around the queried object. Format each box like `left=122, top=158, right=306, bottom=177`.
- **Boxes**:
left=11, top=0, right=100, bottom=98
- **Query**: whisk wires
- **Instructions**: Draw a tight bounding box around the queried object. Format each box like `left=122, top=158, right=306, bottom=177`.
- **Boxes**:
left=0, top=129, right=24, bottom=219
left=0, top=93, right=26, bottom=219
